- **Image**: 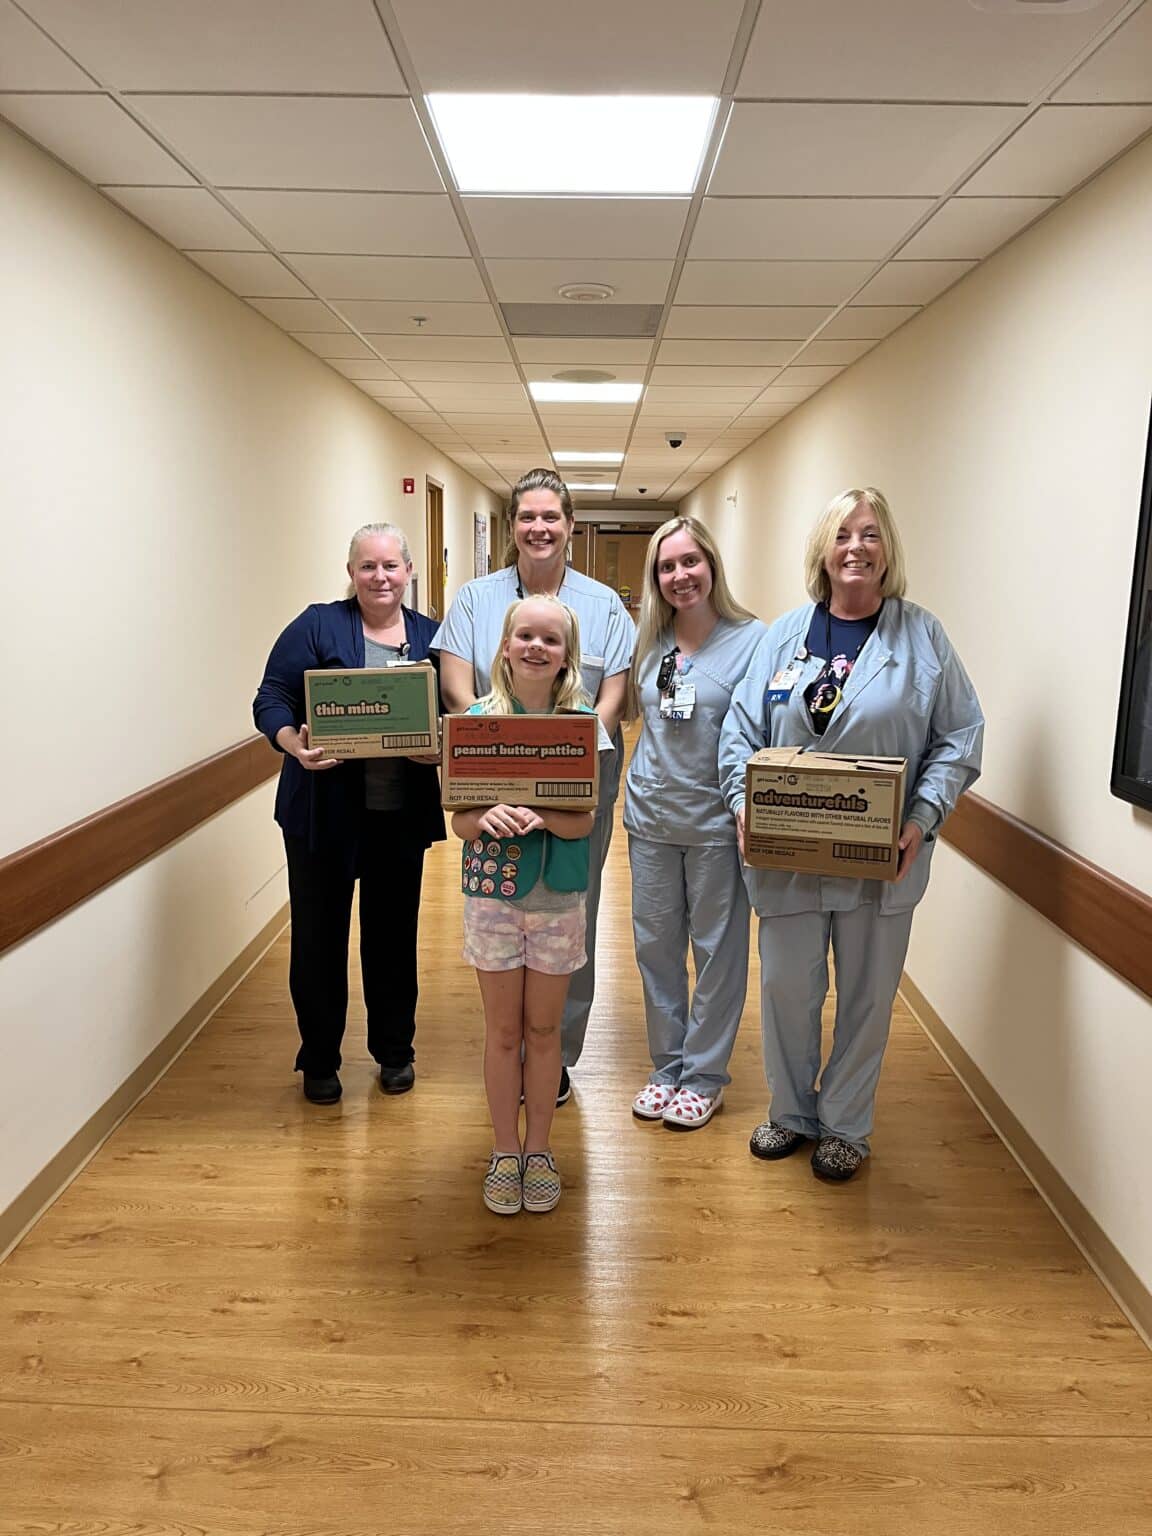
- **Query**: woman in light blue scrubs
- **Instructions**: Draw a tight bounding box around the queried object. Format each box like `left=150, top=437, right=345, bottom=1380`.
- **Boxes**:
left=432, top=468, right=634, bottom=1105
left=720, top=488, right=983, bottom=1181
left=626, top=517, right=767, bottom=1130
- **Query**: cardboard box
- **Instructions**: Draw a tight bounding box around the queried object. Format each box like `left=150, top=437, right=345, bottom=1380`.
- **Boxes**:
left=744, top=747, right=906, bottom=881
left=441, top=712, right=600, bottom=811
left=304, top=663, right=438, bottom=759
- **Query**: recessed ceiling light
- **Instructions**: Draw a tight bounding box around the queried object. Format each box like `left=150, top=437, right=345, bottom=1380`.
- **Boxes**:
left=566, top=482, right=618, bottom=492
left=426, top=94, right=717, bottom=194
left=553, top=451, right=625, bottom=464
left=530, top=382, right=643, bottom=404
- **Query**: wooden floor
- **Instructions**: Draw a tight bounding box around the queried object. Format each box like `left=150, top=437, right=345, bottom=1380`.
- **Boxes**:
left=2, top=784, right=1151, bottom=1534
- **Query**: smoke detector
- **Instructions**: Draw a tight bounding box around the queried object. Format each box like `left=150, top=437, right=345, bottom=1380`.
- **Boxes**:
left=557, top=283, right=616, bottom=302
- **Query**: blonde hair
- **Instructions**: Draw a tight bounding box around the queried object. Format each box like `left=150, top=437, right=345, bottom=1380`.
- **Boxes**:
left=627, top=516, right=757, bottom=719
left=804, top=488, right=907, bottom=604
left=344, top=522, right=412, bottom=599
left=477, top=597, right=589, bottom=715
left=500, top=467, right=575, bottom=567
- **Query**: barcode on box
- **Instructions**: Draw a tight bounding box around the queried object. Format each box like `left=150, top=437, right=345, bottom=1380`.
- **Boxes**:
left=535, top=781, right=592, bottom=799
left=833, top=842, right=892, bottom=863
left=386, top=733, right=434, bottom=749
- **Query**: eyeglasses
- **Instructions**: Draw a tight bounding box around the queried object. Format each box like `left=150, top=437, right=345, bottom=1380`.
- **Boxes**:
left=656, top=647, right=680, bottom=693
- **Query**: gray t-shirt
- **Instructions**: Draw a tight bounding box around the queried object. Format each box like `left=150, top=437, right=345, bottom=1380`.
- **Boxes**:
left=363, top=638, right=407, bottom=812
left=624, top=617, right=767, bottom=846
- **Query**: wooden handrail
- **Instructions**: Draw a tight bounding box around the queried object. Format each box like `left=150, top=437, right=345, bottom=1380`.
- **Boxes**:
left=941, top=791, right=1152, bottom=1001
left=0, top=735, right=279, bottom=956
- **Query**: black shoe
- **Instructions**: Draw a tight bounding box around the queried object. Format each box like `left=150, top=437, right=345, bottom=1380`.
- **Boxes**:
left=303, top=1073, right=342, bottom=1104
left=378, top=1062, right=415, bottom=1095
left=556, top=1065, right=571, bottom=1106
left=811, top=1136, right=865, bottom=1182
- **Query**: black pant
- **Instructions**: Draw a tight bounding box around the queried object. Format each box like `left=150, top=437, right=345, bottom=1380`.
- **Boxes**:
left=284, top=812, right=426, bottom=1076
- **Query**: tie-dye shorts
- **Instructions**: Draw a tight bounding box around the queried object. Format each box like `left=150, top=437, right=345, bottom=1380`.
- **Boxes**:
left=463, top=894, right=587, bottom=975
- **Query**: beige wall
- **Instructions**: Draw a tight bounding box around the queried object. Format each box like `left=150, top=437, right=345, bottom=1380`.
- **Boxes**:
left=685, top=133, right=1152, bottom=1291
left=0, top=120, right=500, bottom=1218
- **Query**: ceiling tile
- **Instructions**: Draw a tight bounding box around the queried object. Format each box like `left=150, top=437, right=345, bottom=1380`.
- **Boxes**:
left=690, top=197, right=933, bottom=260
left=736, top=0, right=1130, bottom=103
left=328, top=360, right=401, bottom=381
left=367, top=334, right=512, bottom=362
left=961, top=105, right=1152, bottom=196
left=792, top=337, right=879, bottom=366
left=820, top=306, right=920, bottom=339
left=664, top=305, right=833, bottom=339
left=648, top=370, right=771, bottom=391
left=391, top=361, right=520, bottom=383
left=224, top=191, right=467, bottom=257
left=340, top=300, right=501, bottom=334
left=390, top=0, right=746, bottom=91
left=521, top=366, right=643, bottom=383
left=711, top=103, right=1017, bottom=197
left=773, top=364, right=844, bottom=387
left=0, top=1, right=91, bottom=87
left=289, top=255, right=487, bottom=302
left=656, top=339, right=795, bottom=365
left=514, top=339, right=654, bottom=365
left=186, top=250, right=309, bottom=297
left=102, top=185, right=262, bottom=249
left=487, top=259, right=674, bottom=304
left=1056, top=4, right=1152, bottom=104
left=0, top=93, right=194, bottom=184
left=129, top=95, right=442, bottom=192
left=853, top=260, right=976, bottom=305
left=246, top=296, right=341, bottom=330
left=465, top=197, right=690, bottom=258
left=897, top=196, right=1056, bottom=260
left=421, top=383, right=529, bottom=403
left=22, top=0, right=406, bottom=89
left=756, top=386, right=818, bottom=404
left=677, top=262, right=873, bottom=306
left=358, top=382, right=419, bottom=398
left=291, top=332, right=374, bottom=360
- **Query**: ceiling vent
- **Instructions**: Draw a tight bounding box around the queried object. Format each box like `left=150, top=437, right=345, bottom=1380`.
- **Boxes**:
left=501, top=303, right=663, bottom=337
left=552, top=369, right=617, bottom=383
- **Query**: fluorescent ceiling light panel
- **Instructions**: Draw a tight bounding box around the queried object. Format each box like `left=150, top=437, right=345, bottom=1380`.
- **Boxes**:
left=554, top=451, right=625, bottom=463
left=427, top=95, right=716, bottom=195
left=566, top=482, right=618, bottom=492
left=530, top=382, right=643, bottom=403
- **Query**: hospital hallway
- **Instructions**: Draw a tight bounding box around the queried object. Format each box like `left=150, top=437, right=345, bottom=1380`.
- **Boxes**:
left=1, top=769, right=1149, bottom=1534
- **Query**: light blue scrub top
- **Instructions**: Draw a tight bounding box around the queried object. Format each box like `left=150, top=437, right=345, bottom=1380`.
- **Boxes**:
left=625, top=617, right=767, bottom=846
left=719, top=598, right=984, bottom=915
left=431, top=565, right=634, bottom=706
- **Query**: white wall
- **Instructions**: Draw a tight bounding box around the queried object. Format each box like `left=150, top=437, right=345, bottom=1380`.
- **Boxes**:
left=684, top=133, right=1152, bottom=1291
left=0, top=120, right=500, bottom=1217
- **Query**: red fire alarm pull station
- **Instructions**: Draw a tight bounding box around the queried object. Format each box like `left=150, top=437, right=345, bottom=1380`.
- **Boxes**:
left=402, top=477, right=415, bottom=494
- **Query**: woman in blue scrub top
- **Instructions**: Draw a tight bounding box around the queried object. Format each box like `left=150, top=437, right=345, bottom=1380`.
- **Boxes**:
left=719, top=488, right=983, bottom=1181
left=626, top=517, right=766, bottom=1129
left=432, top=468, right=634, bottom=1105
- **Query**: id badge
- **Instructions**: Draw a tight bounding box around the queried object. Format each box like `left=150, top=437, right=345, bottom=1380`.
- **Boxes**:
left=660, top=680, right=696, bottom=720
left=766, top=662, right=803, bottom=705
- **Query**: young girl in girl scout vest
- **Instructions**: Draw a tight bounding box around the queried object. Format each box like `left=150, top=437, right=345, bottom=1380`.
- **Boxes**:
left=451, top=597, right=599, bottom=1216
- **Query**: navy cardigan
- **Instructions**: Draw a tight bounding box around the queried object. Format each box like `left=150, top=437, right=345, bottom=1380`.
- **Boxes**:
left=253, top=599, right=446, bottom=868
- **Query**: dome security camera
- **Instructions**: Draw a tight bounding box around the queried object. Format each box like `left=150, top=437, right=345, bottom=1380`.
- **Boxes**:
left=638, top=487, right=648, bottom=494
left=665, top=431, right=685, bottom=449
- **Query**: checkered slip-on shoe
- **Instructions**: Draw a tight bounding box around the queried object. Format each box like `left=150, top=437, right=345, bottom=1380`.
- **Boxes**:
left=749, top=1122, right=806, bottom=1161
left=483, top=1153, right=523, bottom=1215
left=521, top=1151, right=562, bottom=1213
left=811, top=1136, right=865, bottom=1182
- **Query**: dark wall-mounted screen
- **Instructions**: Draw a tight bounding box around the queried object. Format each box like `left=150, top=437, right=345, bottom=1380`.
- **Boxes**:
left=1112, top=400, right=1152, bottom=812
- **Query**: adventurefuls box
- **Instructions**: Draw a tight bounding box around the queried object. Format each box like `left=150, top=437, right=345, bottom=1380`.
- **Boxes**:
left=304, top=664, right=438, bottom=759
left=744, top=747, right=906, bottom=881
left=441, top=713, right=600, bottom=811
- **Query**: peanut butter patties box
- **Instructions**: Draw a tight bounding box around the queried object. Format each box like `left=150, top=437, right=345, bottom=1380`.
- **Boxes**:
left=744, top=747, right=906, bottom=881
left=304, top=663, right=438, bottom=758
left=441, top=712, right=600, bottom=811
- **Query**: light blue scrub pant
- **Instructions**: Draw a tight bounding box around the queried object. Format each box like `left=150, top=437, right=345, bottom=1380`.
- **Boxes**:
left=756, top=904, right=915, bottom=1155
left=629, top=837, right=751, bottom=1095
left=561, top=790, right=615, bottom=1068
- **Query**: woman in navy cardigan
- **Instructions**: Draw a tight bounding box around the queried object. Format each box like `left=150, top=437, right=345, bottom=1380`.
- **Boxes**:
left=253, top=522, right=445, bottom=1105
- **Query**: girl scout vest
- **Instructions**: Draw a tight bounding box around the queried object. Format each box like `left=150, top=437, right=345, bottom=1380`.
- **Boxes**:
left=460, top=699, right=592, bottom=901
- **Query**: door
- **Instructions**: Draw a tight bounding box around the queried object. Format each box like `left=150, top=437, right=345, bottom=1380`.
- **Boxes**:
left=425, top=479, right=445, bottom=619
